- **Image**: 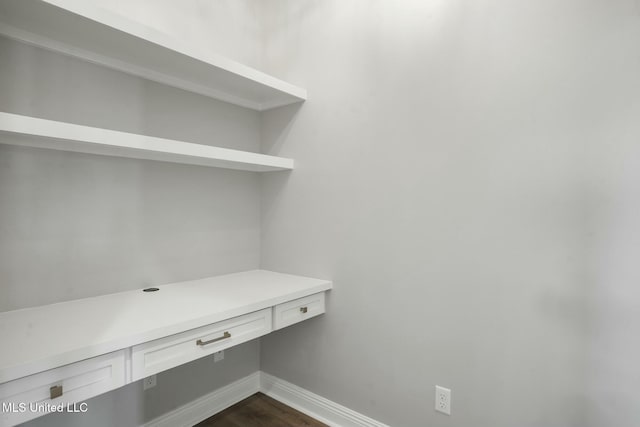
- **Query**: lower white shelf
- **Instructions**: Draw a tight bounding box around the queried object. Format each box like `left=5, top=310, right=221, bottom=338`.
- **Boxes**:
left=0, top=270, right=331, bottom=427
left=0, top=112, right=293, bottom=172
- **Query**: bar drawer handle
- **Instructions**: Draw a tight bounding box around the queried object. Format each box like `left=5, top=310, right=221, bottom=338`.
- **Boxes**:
left=50, top=385, right=63, bottom=399
left=300, top=307, right=308, bottom=314
left=196, top=331, right=231, bottom=346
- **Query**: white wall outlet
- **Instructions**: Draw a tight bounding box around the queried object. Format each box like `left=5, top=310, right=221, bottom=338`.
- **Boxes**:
left=143, top=375, right=157, bottom=390
left=435, top=385, right=451, bottom=415
left=214, top=350, right=224, bottom=362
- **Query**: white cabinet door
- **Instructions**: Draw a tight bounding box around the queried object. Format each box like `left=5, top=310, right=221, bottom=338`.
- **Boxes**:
left=0, top=351, right=126, bottom=427
left=273, top=292, right=326, bottom=330
left=131, top=309, right=272, bottom=381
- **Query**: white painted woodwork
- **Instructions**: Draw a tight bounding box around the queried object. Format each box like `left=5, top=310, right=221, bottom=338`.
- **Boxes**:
left=260, top=372, right=391, bottom=427
left=0, top=112, right=294, bottom=172
left=0, top=351, right=126, bottom=427
left=273, top=292, right=326, bottom=330
left=146, top=372, right=391, bottom=427
left=145, top=372, right=262, bottom=427
left=0, top=270, right=331, bottom=385
left=0, top=0, right=306, bottom=111
left=131, top=309, right=272, bottom=381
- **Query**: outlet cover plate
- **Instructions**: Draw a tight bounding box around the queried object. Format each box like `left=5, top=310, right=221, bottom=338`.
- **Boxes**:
left=435, top=385, right=451, bottom=415
left=143, top=375, right=157, bottom=390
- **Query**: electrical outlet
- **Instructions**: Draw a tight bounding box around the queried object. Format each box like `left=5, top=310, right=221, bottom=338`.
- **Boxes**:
left=214, top=350, right=224, bottom=362
left=435, top=385, right=451, bottom=415
left=143, top=375, right=157, bottom=390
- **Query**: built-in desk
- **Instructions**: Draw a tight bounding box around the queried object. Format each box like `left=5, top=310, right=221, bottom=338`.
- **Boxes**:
left=0, top=270, right=332, bottom=426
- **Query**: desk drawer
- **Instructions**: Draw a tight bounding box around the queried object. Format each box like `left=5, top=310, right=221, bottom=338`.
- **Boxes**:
left=131, top=308, right=272, bottom=381
left=0, top=351, right=126, bottom=427
left=273, top=292, right=326, bottom=330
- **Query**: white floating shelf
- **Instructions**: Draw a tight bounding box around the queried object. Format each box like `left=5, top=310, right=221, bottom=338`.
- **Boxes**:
left=0, top=112, right=294, bottom=172
left=0, top=0, right=306, bottom=111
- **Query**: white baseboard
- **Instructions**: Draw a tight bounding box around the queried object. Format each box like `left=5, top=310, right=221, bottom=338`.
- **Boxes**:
left=145, top=371, right=260, bottom=427
left=260, top=372, right=389, bottom=427
left=144, top=370, right=387, bottom=427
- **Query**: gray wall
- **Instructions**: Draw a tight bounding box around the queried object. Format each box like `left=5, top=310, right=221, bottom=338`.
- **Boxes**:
left=87, top=0, right=265, bottom=69
left=0, top=28, right=262, bottom=427
left=0, top=36, right=262, bottom=311
left=2, top=2, right=268, bottom=426
left=3, top=1, right=640, bottom=426
left=259, top=1, right=640, bottom=427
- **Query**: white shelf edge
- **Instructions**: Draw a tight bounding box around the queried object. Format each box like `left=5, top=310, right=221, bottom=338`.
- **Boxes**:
left=0, top=112, right=294, bottom=172
left=0, top=0, right=307, bottom=111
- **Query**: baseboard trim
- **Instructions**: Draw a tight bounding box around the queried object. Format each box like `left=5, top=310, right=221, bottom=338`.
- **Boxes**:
left=260, top=372, right=389, bottom=427
left=144, top=370, right=387, bottom=427
left=145, top=371, right=261, bottom=427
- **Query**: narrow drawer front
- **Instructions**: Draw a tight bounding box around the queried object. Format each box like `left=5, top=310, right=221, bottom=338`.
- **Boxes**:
left=273, top=292, right=326, bottom=330
left=131, top=308, right=272, bottom=381
left=0, top=351, right=126, bottom=427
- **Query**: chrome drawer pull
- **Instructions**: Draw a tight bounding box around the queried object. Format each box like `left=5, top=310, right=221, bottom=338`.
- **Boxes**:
left=50, top=385, right=63, bottom=399
left=300, top=307, right=308, bottom=314
left=196, top=331, right=231, bottom=346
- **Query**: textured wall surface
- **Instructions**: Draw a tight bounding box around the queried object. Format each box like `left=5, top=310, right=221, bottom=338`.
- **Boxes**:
left=86, top=0, right=265, bottom=69
left=259, top=1, right=640, bottom=426
left=0, top=35, right=263, bottom=311
left=0, top=0, right=265, bottom=422
left=2, top=1, right=640, bottom=426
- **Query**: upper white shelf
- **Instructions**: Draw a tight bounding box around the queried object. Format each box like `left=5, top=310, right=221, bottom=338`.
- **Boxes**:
left=0, top=0, right=306, bottom=111
left=0, top=112, right=294, bottom=172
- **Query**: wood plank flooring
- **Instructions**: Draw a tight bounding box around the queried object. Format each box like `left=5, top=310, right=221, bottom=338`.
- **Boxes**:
left=195, top=393, right=328, bottom=427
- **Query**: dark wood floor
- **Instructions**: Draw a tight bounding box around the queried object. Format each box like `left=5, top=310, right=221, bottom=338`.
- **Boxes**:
left=195, top=393, right=327, bottom=427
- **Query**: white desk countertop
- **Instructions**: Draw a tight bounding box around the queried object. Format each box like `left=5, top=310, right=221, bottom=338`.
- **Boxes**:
left=0, top=270, right=332, bottom=384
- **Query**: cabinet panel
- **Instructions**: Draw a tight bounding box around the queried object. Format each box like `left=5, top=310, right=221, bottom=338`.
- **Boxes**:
left=273, top=292, right=326, bottom=330
left=131, top=309, right=272, bottom=381
left=0, top=351, right=126, bottom=427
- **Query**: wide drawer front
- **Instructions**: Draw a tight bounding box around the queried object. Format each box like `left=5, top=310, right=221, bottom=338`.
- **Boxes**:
left=273, top=292, right=326, bottom=330
left=131, top=308, right=272, bottom=381
left=0, top=351, right=126, bottom=427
